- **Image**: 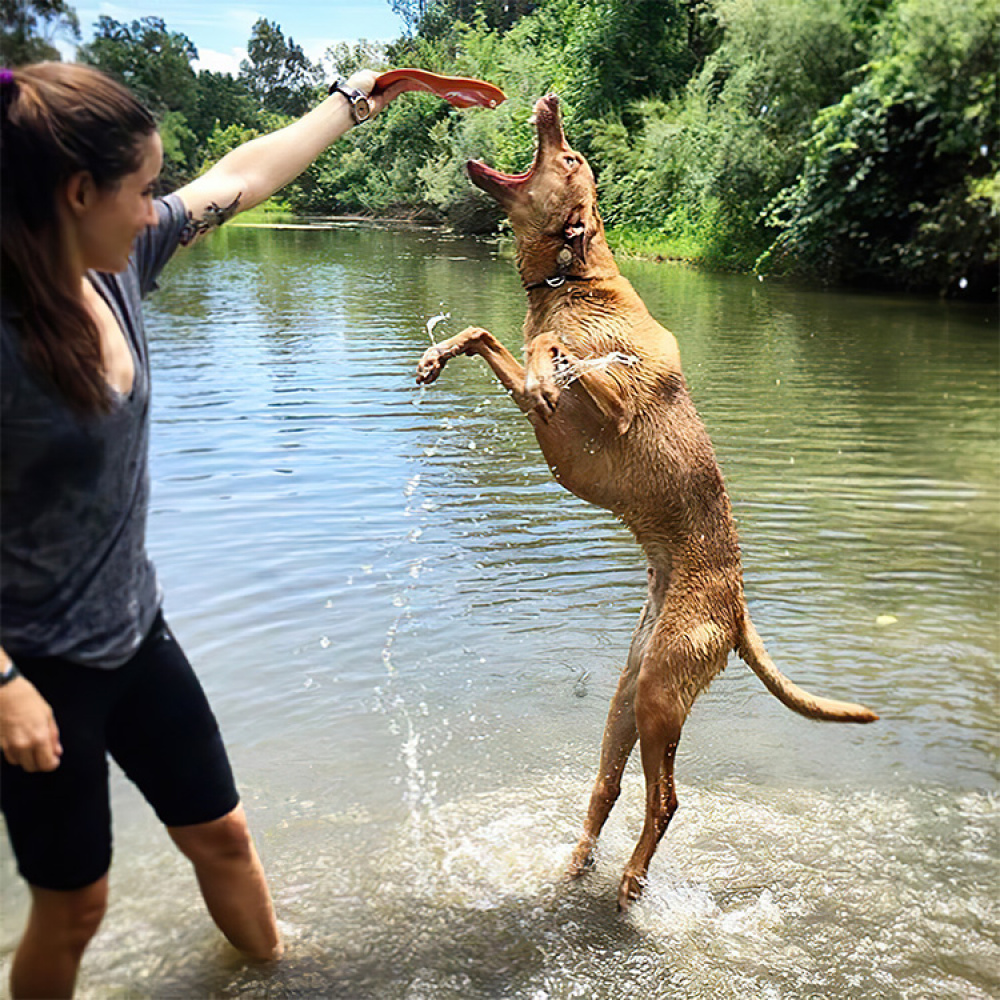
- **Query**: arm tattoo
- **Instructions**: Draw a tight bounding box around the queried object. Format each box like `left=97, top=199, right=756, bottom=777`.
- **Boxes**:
left=179, top=194, right=243, bottom=246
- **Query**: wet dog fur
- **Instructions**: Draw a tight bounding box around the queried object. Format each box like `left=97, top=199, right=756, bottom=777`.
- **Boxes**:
left=416, top=95, right=878, bottom=911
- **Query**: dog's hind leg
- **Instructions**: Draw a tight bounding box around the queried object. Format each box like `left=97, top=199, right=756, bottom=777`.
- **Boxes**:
left=567, top=656, right=639, bottom=878
left=617, top=662, right=685, bottom=911
left=568, top=584, right=660, bottom=878
left=617, top=619, right=728, bottom=910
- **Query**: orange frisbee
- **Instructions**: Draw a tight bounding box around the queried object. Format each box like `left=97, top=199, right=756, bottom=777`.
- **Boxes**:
left=374, top=68, right=506, bottom=109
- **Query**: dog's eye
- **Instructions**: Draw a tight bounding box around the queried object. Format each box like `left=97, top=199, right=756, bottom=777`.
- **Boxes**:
left=564, top=155, right=580, bottom=169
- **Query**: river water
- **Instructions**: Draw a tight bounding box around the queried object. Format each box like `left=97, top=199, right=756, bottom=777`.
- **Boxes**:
left=1, top=223, right=996, bottom=999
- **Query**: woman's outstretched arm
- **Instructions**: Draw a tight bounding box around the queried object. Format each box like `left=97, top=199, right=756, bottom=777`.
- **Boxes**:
left=173, top=70, right=402, bottom=243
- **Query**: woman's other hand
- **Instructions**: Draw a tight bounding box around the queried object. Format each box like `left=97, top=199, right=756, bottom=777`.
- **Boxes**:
left=0, top=677, right=62, bottom=772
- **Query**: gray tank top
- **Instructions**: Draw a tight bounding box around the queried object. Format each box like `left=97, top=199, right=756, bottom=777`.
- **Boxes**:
left=1, top=195, right=188, bottom=667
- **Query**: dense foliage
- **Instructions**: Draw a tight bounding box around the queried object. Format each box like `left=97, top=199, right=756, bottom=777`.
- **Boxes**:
left=760, top=0, right=997, bottom=294
left=7, top=0, right=997, bottom=295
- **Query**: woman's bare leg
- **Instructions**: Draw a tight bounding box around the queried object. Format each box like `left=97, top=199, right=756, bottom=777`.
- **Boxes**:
left=10, top=875, right=108, bottom=999
left=168, top=803, right=282, bottom=961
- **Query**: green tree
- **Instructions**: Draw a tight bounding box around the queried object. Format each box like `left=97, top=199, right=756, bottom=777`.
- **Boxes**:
left=391, top=0, right=539, bottom=37
left=239, top=18, right=321, bottom=117
left=560, top=0, right=695, bottom=121
left=79, top=16, right=200, bottom=185
left=388, top=0, right=427, bottom=34
left=589, top=0, right=866, bottom=267
left=158, top=109, right=199, bottom=190
left=76, top=0, right=990, bottom=296
left=762, top=0, right=999, bottom=294
left=78, top=16, right=198, bottom=118
left=323, top=39, right=390, bottom=80
left=0, top=0, right=79, bottom=65
left=188, top=70, right=260, bottom=143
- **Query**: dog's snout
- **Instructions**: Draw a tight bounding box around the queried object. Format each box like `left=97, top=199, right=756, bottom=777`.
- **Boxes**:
left=533, top=94, right=561, bottom=129
left=532, top=94, right=571, bottom=154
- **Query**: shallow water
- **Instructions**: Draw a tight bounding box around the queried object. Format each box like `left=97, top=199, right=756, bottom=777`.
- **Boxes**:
left=1, top=223, right=997, bottom=999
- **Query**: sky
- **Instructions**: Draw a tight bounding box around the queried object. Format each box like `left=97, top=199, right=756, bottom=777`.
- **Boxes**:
left=62, top=1, right=408, bottom=75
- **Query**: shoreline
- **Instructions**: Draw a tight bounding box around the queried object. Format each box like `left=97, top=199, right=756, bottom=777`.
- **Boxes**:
left=226, top=214, right=999, bottom=304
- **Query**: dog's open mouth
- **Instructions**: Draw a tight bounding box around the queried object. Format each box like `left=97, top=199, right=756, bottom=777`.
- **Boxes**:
left=467, top=94, right=568, bottom=199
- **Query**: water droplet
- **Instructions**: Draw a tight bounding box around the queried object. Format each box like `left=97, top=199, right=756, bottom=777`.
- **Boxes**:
left=425, top=311, right=450, bottom=343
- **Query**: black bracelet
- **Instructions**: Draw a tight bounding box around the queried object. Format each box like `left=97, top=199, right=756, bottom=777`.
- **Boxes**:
left=0, top=661, right=21, bottom=686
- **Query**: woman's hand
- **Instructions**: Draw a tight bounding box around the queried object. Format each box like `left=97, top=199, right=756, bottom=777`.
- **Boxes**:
left=345, top=69, right=409, bottom=118
left=0, top=677, right=62, bottom=772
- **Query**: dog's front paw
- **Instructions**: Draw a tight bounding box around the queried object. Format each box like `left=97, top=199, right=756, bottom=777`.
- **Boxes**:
left=524, top=370, right=560, bottom=420
left=417, top=328, right=489, bottom=385
left=416, top=345, right=449, bottom=385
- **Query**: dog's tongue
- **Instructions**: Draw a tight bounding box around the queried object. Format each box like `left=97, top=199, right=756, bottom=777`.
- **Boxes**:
left=466, top=158, right=532, bottom=194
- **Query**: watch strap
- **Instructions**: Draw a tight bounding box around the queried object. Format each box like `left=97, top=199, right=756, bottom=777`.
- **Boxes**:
left=0, top=661, right=21, bottom=686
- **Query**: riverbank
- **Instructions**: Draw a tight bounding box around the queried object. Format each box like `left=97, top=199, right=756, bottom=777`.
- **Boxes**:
left=230, top=205, right=747, bottom=271
left=227, top=206, right=998, bottom=302
left=231, top=204, right=443, bottom=229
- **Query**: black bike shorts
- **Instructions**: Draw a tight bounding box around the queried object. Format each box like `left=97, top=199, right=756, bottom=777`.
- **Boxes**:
left=0, top=611, right=239, bottom=891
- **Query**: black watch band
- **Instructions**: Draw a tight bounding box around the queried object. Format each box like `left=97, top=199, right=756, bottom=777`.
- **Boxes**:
left=329, top=78, right=372, bottom=125
left=0, top=661, right=21, bottom=686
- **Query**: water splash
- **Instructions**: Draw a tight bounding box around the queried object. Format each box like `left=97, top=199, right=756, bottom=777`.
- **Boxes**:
left=552, top=351, right=638, bottom=389
left=425, top=311, right=450, bottom=345
left=416, top=312, right=452, bottom=406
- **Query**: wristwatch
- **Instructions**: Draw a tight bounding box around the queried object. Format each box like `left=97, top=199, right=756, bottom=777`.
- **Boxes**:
left=329, top=78, right=372, bottom=125
left=0, top=660, right=20, bottom=686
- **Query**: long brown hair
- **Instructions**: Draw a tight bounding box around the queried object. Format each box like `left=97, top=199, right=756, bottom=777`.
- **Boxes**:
left=0, top=62, right=156, bottom=414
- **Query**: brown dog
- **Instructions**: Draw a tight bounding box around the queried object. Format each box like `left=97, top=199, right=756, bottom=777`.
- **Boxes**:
left=416, top=95, right=878, bottom=911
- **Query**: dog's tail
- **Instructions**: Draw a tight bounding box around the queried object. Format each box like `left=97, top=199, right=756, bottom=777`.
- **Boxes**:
left=736, top=610, right=879, bottom=723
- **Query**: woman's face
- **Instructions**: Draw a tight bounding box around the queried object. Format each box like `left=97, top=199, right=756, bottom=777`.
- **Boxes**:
left=72, top=131, right=164, bottom=273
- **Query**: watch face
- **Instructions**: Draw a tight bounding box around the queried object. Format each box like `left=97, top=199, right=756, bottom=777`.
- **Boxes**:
left=354, top=96, right=372, bottom=122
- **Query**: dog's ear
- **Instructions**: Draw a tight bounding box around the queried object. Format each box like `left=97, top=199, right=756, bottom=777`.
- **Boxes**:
left=564, top=208, right=597, bottom=264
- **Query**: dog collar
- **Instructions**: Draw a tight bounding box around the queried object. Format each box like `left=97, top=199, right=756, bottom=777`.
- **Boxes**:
left=523, top=275, right=598, bottom=292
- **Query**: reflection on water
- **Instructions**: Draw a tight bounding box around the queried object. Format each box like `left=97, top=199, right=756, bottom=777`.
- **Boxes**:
left=1, top=223, right=996, bottom=998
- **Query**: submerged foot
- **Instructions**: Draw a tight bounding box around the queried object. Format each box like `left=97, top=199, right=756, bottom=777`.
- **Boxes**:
left=566, top=839, right=597, bottom=880
left=617, top=870, right=645, bottom=912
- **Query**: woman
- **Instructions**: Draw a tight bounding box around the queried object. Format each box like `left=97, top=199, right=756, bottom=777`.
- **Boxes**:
left=0, top=60, right=403, bottom=998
